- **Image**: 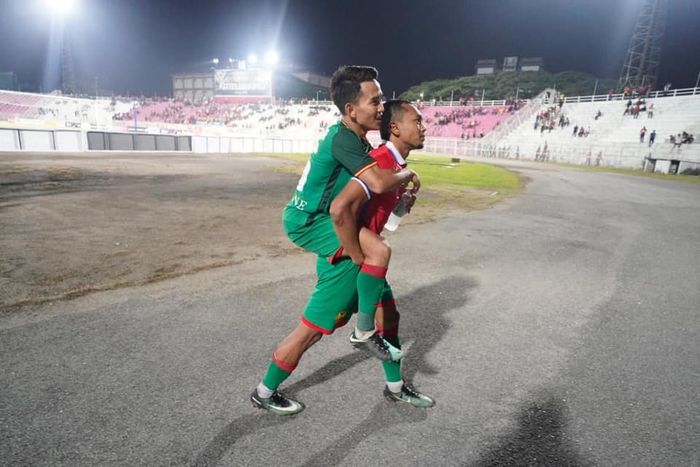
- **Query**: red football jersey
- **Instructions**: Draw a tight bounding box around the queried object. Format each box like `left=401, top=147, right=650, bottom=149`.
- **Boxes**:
left=361, top=142, right=407, bottom=234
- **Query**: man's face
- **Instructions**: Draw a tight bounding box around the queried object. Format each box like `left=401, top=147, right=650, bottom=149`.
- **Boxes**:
left=395, top=104, right=426, bottom=150
left=348, top=79, right=384, bottom=131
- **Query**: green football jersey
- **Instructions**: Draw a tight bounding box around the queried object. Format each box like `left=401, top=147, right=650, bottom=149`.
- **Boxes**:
left=288, top=121, right=375, bottom=218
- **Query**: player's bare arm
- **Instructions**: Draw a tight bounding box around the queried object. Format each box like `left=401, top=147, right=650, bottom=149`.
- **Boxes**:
left=358, top=165, right=420, bottom=195
left=329, top=179, right=369, bottom=265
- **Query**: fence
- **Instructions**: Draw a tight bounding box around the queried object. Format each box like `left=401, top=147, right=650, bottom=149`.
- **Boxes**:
left=0, top=127, right=320, bottom=156
left=420, top=136, right=700, bottom=172
left=0, top=128, right=85, bottom=151
left=86, top=132, right=191, bottom=151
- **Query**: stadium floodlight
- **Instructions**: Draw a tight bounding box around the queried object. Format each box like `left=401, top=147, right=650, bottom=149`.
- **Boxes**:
left=265, top=50, right=279, bottom=65
left=212, top=58, right=219, bottom=65
left=46, top=0, right=78, bottom=16
left=248, top=53, right=258, bottom=64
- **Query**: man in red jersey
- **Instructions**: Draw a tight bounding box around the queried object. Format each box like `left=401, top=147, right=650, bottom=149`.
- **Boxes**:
left=329, top=99, right=435, bottom=407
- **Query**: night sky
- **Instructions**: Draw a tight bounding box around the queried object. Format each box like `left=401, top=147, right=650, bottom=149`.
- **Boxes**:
left=1, top=0, right=699, bottom=95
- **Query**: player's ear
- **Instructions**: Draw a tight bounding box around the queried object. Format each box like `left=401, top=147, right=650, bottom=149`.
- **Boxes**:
left=345, top=102, right=355, bottom=119
left=391, top=121, right=400, bottom=137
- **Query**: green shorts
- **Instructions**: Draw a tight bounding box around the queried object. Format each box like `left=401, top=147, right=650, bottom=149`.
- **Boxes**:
left=300, top=256, right=359, bottom=334
left=283, top=206, right=341, bottom=258
left=301, top=257, right=397, bottom=335
left=283, top=206, right=395, bottom=334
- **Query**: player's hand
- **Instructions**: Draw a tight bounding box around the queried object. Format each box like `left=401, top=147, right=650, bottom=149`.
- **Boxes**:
left=408, top=170, right=421, bottom=194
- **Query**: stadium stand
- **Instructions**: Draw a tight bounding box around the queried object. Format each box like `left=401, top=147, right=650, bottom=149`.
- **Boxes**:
left=418, top=104, right=518, bottom=138
left=2, top=86, right=698, bottom=173
left=112, top=98, right=340, bottom=138
left=487, top=90, right=700, bottom=168
left=0, top=90, right=119, bottom=126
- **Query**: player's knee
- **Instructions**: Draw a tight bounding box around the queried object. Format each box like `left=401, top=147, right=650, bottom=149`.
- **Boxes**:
left=366, top=241, right=391, bottom=266
left=380, top=242, right=392, bottom=264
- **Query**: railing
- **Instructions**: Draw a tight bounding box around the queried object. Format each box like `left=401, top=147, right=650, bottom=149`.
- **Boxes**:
left=420, top=136, right=700, bottom=168
left=414, top=87, right=700, bottom=108
left=561, top=87, right=700, bottom=103
left=305, top=86, right=700, bottom=108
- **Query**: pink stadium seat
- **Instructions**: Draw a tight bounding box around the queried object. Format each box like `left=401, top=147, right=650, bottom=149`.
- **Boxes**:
left=420, top=105, right=514, bottom=138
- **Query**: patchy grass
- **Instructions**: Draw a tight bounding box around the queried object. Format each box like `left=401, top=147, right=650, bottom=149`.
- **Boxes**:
left=408, top=153, right=522, bottom=191
left=262, top=151, right=525, bottom=222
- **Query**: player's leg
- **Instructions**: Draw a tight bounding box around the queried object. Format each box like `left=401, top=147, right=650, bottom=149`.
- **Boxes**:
left=252, top=257, right=359, bottom=415
left=350, top=228, right=403, bottom=362
left=356, top=227, right=391, bottom=333
left=375, top=282, right=435, bottom=408
left=252, top=322, right=322, bottom=416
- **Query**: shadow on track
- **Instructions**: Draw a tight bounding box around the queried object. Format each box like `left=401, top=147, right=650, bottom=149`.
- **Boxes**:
left=471, top=391, right=591, bottom=467
left=192, top=276, right=475, bottom=466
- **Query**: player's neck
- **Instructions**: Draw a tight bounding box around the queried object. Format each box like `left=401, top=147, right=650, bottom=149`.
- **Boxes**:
left=341, top=116, right=367, bottom=139
left=388, top=139, right=410, bottom=159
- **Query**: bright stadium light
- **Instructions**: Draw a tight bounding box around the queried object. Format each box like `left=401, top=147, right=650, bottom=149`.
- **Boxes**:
left=46, top=0, right=78, bottom=16
left=265, top=50, right=279, bottom=65
left=212, top=57, right=219, bottom=65
left=248, top=53, right=258, bottom=64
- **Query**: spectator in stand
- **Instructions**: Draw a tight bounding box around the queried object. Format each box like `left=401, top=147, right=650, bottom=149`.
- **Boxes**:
left=647, top=103, right=654, bottom=119
left=594, top=110, right=602, bottom=120
left=623, top=99, right=633, bottom=116
left=633, top=103, right=641, bottom=119
left=640, top=126, right=647, bottom=143
left=649, top=130, right=656, bottom=147
left=607, top=89, right=613, bottom=101
left=573, top=125, right=578, bottom=136
left=671, top=134, right=686, bottom=149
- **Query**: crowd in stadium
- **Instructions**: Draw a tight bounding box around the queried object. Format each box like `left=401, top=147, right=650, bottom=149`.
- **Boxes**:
left=2, top=85, right=698, bottom=153
left=111, top=96, right=339, bottom=133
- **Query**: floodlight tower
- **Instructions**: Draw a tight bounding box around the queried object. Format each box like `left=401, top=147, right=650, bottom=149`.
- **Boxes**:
left=618, top=0, right=668, bottom=91
left=60, top=37, right=76, bottom=95
left=47, top=0, right=78, bottom=95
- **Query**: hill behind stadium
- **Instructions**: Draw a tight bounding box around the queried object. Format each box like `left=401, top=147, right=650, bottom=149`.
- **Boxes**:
left=401, top=71, right=618, bottom=102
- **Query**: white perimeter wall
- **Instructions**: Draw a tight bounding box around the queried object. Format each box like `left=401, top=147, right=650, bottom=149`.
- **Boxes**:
left=0, top=128, right=20, bottom=150
left=2, top=127, right=319, bottom=155
left=0, top=128, right=85, bottom=151
left=54, top=131, right=83, bottom=151
left=192, top=135, right=318, bottom=154
left=21, top=130, right=53, bottom=151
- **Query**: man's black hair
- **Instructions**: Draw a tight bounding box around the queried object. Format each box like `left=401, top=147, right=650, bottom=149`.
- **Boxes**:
left=330, top=65, right=379, bottom=115
left=380, top=99, right=411, bottom=141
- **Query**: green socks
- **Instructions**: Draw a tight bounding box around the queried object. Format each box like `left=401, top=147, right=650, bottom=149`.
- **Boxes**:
left=262, top=358, right=295, bottom=391
left=381, top=333, right=402, bottom=383
left=357, top=264, right=388, bottom=332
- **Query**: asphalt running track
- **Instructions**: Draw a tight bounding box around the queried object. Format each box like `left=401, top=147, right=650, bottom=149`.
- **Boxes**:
left=1, top=158, right=698, bottom=466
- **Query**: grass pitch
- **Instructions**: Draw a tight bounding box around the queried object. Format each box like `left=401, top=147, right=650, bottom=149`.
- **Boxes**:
left=264, top=151, right=525, bottom=225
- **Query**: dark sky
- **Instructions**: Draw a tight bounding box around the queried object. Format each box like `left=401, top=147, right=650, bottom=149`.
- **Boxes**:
left=1, top=0, right=699, bottom=95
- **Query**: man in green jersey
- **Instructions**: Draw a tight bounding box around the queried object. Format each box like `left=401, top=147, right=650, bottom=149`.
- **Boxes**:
left=251, top=66, right=419, bottom=415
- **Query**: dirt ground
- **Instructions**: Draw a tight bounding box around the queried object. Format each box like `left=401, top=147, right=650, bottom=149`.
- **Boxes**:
left=0, top=152, right=507, bottom=311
